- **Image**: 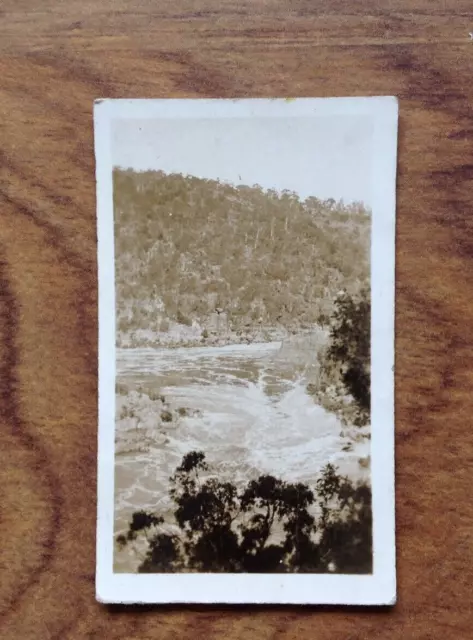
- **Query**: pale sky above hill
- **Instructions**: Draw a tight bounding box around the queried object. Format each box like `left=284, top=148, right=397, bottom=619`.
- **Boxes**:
left=112, top=115, right=373, bottom=206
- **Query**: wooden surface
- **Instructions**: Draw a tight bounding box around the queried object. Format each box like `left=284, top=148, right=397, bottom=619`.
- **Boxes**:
left=1, top=1, right=473, bottom=637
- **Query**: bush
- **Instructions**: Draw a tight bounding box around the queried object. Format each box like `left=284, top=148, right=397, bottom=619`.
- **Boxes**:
left=309, top=288, right=370, bottom=427
left=328, top=288, right=370, bottom=416
left=118, top=450, right=372, bottom=574
left=176, top=310, right=192, bottom=326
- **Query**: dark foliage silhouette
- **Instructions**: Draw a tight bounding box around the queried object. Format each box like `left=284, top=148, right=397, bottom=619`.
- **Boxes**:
left=328, top=289, right=370, bottom=412
left=308, top=288, right=371, bottom=426
left=118, top=451, right=372, bottom=574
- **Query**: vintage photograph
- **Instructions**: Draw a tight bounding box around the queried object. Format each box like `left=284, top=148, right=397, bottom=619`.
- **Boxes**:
left=95, top=98, right=397, bottom=604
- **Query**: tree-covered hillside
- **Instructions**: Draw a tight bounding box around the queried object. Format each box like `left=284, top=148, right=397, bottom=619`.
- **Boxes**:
left=113, top=169, right=370, bottom=347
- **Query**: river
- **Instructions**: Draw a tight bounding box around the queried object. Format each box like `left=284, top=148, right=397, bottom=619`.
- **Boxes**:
left=114, top=341, right=370, bottom=571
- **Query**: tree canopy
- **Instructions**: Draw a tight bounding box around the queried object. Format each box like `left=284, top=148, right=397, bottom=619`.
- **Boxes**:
left=117, top=450, right=372, bottom=574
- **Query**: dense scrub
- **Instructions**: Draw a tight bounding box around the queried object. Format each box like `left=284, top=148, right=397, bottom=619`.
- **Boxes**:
left=113, top=170, right=370, bottom=347
left=308, top=288, right=371, bottom=427
left=117, top=450, right=372, bottom=574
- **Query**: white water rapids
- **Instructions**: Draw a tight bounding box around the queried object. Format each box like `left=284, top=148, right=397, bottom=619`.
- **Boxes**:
left=114, top=341, right=370, bottom=571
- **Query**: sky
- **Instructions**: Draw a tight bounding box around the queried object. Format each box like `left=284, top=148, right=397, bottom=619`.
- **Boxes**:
left=112, top=115, right=373, bottom=206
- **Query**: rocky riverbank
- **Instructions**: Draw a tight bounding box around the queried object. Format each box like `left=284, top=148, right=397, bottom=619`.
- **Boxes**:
left=117, top=321, right=300, bottom=350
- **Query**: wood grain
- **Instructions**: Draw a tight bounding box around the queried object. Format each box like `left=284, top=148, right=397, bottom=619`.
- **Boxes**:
left=1, top=1, right=472, bottom=637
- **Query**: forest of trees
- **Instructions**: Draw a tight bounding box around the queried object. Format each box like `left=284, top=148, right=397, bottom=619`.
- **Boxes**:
left=117, top=451, right=372, bottom=574
left=113, top=169, right=370, bottom=347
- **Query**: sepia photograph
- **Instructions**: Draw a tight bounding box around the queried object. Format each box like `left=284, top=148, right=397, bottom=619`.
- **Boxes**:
left=95, top=97, right=397, bottom=604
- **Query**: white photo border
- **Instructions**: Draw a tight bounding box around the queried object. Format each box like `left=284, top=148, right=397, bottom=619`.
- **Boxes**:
left=95, top=97, right=398, bottom=605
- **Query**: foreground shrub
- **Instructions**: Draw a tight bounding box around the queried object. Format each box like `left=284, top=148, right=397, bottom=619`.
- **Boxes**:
left=117, top=451, right=372, bottom=574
